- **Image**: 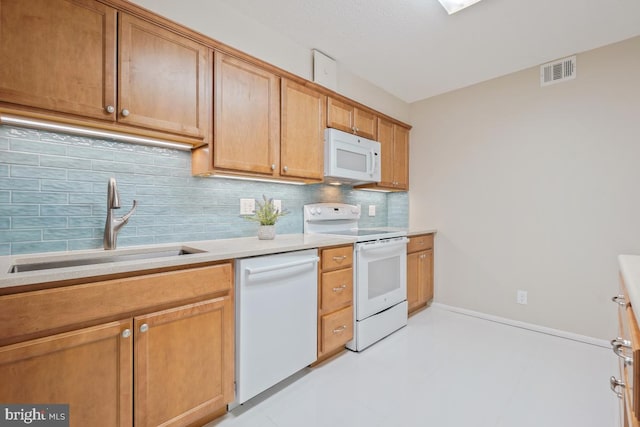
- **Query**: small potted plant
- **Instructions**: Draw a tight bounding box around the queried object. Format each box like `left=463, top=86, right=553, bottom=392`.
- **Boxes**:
left=245, top=195, right=288, bottom=240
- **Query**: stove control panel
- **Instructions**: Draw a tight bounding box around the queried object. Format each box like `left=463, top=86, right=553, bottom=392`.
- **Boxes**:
left=304, top=203, right=361, bottom=222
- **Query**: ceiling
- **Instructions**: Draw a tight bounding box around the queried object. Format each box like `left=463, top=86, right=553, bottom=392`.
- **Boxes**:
left=218, top=0, right=640, bottom=103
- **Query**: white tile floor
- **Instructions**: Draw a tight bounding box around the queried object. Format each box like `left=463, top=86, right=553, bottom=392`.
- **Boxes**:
left=208, top=306, right=620, bottom=427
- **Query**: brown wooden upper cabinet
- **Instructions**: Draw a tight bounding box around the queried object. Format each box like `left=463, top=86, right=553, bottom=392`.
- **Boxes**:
left=0, top=0, right=209, bottom=141
left=0, top=0, right=117, bottom=121
left=118, top=13, right=208, bottom=139
left=358, top=117, right=409, bottom=191
left=327, top=97, right=377, bottom=140
left=280, top=79, right=326, bottom=181
left=193, top=54, right=325, bottom=183
left=211, top=52, right=281, bottom=177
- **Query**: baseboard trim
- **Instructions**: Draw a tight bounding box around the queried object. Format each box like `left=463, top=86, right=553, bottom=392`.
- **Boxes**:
left=431, top=303, right=610, bottom=348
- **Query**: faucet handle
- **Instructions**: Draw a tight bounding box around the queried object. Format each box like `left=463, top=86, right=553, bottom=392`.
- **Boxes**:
left=121, top=200, right=138, bottom=224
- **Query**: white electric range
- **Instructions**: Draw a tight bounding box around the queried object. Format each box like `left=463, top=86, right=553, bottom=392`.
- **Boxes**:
left=304, top=203, right=408, bottom=351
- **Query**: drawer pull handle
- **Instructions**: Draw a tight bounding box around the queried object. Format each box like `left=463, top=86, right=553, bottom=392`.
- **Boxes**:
left=332, top=325, right=347, bottom=334
left=611, top=339, right=633, bottom=365
left=612, top=295, right=626, bottom=306
left=610, top=376, right=625, bottom=399
left=611, top=337, right=632, bottom=348
left=332, top=284, right=347, bottom=292
left=332, top=255, right=347, bottom=262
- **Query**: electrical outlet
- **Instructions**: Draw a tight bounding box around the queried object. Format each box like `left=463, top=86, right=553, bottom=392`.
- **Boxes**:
left=368, top=205, right=376, bottom=216
left=273, top=199, right=282, bottom=213
left=240, top=198, right=255, bottom=215
left=517, top=290, right=528, bottom=305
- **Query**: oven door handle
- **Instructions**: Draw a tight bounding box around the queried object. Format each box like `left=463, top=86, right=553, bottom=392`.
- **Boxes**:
left=357, top=237, right=408, bottom=253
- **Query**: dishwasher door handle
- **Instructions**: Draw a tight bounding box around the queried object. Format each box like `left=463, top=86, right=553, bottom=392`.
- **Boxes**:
left=246, top=257, right=319, bottom=276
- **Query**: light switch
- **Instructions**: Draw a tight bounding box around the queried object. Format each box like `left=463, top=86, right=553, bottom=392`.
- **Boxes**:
left=368, top=205, right=376, bottom=216
left=240, top=198, right=255, bottom=215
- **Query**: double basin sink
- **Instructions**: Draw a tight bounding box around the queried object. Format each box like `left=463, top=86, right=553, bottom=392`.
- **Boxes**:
left=9, top=246, right=205, bottom=273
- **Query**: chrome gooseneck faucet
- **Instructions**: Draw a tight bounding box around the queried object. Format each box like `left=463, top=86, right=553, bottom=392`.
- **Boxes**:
left=104, top=177, right=137, bottom=250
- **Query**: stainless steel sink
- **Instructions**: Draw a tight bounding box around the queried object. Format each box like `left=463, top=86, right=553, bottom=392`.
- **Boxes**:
left=9, top=246, right=205, bottom=273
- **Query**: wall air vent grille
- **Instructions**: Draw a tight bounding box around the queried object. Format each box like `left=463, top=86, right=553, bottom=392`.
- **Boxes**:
left=540, top=56, right=576, bottom=87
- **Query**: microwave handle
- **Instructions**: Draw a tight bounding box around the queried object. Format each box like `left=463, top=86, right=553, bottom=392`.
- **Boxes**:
left=369, top=149, right=376, bottom=174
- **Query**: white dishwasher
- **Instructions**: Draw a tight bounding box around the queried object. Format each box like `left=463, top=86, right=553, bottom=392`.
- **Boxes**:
left=233, top=249, right=318, bottom=406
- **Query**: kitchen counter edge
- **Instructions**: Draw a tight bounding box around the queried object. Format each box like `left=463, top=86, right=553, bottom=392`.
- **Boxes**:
left=407, top=229, right=437, bottom=237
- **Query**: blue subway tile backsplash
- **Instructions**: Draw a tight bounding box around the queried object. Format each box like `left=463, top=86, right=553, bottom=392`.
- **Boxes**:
left=0, top=125, right=409, bottom=255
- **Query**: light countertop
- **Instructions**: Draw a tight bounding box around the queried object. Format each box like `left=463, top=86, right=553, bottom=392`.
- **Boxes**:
left=619, top=254, right=640, bottom=320
left=0, top=229, right=437, bottom=293
left=407, top=229, right=437, bottom=237
left=0, top=234, right=355, bottom=292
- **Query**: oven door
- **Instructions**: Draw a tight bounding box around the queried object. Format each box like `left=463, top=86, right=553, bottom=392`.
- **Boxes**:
left=355, top=237, right=408, bottom=321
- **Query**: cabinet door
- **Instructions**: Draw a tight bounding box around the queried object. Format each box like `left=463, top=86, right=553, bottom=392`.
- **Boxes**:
left=377, top=118, right=396, bottom=187
left=407, top=251, right=420, bottom=312
left=421, top=249, right=434, bottom=303
left=281, top=79, right=326, bottom=181
left=327, top=97, right=355, bottom=134
left=214, top=52, right=280, bottom=175
left=134, top=297, right=233, bottom=427
left=354, top=108, right=377, bottom=140
left=0, top=0, right=117, bottom=120
left=0, top=320, right=132, bottom=427
left=393, top=125, right=410, bottom=190
left=119, top=13, right=208, bottom=138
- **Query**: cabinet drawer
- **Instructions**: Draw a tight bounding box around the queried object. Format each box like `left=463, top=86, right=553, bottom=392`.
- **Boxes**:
left=321, top=246, right=353, bottom=270
left=407, top=234, right=433, bottom=253
left=0, top=263, right=233, bottom=345
left=320, top=268, right=353, bottom=312
left=320, top=305, right=353, bottom=354
left=625, top=303, right=640, bottom=419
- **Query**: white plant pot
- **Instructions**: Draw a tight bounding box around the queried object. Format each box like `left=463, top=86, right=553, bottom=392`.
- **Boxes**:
left=257, top=225, right=276, bottom=240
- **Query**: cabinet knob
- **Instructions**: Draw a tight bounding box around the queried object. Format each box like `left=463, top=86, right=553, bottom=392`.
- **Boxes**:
left=140, top=323, right=149, bottom=333
left=121, top=109, right=130, bottom=117
left=283, top=166, right=288, bottom=173
left=105, top=105, right=115, bottom=114
left=610, top=376, right=625, bottom=399
left=271, top=164, right=276, bottom=171
left=121, top=329, right=131, bottom=339
left=612, top=295, right=626, bottom=306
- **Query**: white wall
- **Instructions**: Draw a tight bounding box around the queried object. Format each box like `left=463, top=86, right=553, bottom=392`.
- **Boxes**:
left=129, top=0, right=410, bottom=123
left=409, top=36, right=640, bottom=339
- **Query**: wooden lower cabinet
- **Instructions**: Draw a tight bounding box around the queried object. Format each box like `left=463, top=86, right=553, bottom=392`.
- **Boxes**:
left=614, top=275, right=640, bottom=427
left=0, top=263, right=234, bottom=427
left=407, top=234, right=434, bottom=315
left=135, top=297, right=233, bottom=427
left=317, top=245, right=354, bottom=362
left=0, top=320, right=132, bottom=426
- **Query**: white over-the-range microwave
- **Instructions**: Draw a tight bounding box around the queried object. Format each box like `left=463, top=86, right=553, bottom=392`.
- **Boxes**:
left=324, top=128, right=381, bottom=185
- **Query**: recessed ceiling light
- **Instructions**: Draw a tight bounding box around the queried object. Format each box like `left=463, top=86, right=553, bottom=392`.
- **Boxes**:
left=437, top=0, right=483, bottom=14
